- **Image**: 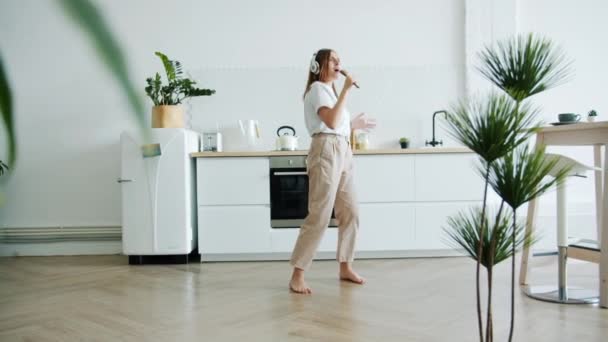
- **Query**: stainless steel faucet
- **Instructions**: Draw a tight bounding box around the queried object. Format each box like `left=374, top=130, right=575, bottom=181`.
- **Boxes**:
left=425, top=110, right=447, bottom=147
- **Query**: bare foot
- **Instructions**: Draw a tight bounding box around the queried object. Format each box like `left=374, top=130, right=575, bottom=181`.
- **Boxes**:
left=289, top=268, right=312, bottom=294
left=339, top=264, right=365, bottom=284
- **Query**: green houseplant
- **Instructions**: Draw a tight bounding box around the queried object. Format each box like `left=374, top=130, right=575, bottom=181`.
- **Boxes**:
left=444, top=33, right=572, bottom=342
left=145, top=51, right=215, bottom=128
left=399, top=137, right=409, bottom=149
left=587, top=109, right=597, bottom=122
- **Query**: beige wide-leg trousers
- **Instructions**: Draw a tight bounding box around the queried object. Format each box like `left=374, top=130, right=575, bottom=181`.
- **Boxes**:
left=290, top=133, right=360, bottom=270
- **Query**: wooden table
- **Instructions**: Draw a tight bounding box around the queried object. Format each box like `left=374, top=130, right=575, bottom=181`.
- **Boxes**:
left=519, top=121, right=608, bottom=308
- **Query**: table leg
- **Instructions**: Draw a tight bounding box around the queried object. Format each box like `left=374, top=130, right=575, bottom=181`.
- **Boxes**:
left=520, top=134, right=544, bottom=286
left=595, top=145, right=603, bottom=241
left=600, top=145, right=608, bottom=308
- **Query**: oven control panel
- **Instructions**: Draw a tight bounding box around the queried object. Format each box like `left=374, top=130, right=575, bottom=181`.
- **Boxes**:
left=269, top=156, right=307, bottom=169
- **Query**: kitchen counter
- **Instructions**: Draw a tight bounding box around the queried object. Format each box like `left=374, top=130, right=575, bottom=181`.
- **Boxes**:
left=191, top=147, right=471, bottom=158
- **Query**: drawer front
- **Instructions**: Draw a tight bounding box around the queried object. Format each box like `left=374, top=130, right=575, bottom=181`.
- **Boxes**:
left=197, top=158, right=269, bottom=205
left=415, top=202, right=477, bottom=250
left=415, top=154, right=483, bottom=201
left=357, top=203, right=415, bottom=251
left=354, top=155, right=415, bottom=203
left=198, top=206, right=271, bottom=254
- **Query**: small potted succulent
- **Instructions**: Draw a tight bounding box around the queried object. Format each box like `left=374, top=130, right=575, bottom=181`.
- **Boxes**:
left=587, top=109, right=597, bottom=122
left=399, top=137, right=410, bottom=149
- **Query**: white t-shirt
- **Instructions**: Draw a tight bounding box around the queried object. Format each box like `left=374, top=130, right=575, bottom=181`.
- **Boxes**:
left=304, top=81, right=351, bottom=137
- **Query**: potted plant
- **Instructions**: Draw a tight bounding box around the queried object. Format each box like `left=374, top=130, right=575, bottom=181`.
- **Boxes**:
left=587, top=109, right=597, bottom=122
left=145, top=52, right=216, bottom=128
left=444, top=33, right=572, bottom=342
left=399, top=137, right=409, bottom=149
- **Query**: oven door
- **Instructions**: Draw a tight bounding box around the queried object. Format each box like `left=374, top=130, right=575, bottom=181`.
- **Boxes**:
left=269, top=167, right=337, bottom=228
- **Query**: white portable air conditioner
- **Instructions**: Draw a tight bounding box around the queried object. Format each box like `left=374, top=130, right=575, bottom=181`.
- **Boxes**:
left=119, top=129, right=199, bottom=264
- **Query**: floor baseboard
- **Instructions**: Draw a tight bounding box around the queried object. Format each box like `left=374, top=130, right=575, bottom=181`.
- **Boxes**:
left=0, top=241, right=122, bottom=257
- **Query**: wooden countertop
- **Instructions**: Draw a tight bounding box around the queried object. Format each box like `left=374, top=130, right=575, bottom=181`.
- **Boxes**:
left=538, top=120, right=608, bottom=133
left=191, top=147, right=472, bottom=158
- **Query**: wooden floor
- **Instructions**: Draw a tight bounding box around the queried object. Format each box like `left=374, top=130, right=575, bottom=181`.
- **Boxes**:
left=1, top=254, right=607, bottom=341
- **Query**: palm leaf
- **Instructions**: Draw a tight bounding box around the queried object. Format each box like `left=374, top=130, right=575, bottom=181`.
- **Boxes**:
left=0, top=54, right=16, bottom=167
left=444, top=207, right=535, bottom=268
left=445, top=93, right=540, bottom=164
left=478, top=33, right=572, bottom=102
left=59, top=0, right=147, bottom=133
left=489, top=144, right=571, bottom=210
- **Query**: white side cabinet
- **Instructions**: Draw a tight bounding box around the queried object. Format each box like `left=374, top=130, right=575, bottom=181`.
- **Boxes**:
left=197, top=157, right=271, bottom=256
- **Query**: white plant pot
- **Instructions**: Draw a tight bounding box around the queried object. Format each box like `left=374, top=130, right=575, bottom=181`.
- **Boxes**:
left=587, top=116, right=596, bottom=123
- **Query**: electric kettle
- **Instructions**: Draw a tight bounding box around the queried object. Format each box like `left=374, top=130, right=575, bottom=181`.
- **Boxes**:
left=276, top=125, right=299, bottom=151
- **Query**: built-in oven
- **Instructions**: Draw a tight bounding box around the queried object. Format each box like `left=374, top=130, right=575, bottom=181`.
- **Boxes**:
left=269, top=156, right=337, bottom=228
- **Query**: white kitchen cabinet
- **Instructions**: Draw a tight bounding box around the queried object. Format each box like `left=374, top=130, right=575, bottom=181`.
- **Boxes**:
left=354, top=155, right=415, bottom=203
left=357, top=203, right=415, bottom=251
left=415, top=154, right=483, bottom=202
left=270, top=203, right=415, bottom=253
left=197, top=157, right=269, bottom=205
left=270, top=227, right=338, bottom=253
left=194, top=150, right=480, bottom=260
left=198, top=206, right=271, bottom=254
left=269, top=229, right=298, bottom=253
left=415, top=202, right=476, bottom=250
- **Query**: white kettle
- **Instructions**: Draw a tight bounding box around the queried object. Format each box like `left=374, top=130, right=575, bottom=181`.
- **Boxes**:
left=276, top=126, right=299, bottom=151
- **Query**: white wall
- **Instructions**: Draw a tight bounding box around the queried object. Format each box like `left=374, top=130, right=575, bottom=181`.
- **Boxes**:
left=518, top=0, right=608, bottom=120
left=0, top=0, right=464, bottom=228
left=462, top=0, right=607, bottom=245
left=516, top=0, right=608, bottom=243
left=0, top=0, right=605, bottom=247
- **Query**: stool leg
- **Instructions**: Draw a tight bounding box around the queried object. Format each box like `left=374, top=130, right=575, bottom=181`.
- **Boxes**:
left=557, top=179, right=568, bottom=301
left=523, top=178, right=598, bottom=304
left=558, top=246, right=568, bottom=301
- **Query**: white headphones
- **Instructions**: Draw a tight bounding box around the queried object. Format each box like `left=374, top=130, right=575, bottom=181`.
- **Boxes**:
left=309, top=53, right=320, bottom=75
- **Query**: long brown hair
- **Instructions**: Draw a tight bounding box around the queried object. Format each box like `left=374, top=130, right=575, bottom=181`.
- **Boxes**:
left=302, top=49, right=338, bottom=99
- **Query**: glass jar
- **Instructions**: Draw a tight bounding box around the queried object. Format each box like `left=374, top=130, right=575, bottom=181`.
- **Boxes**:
left=356, top=132, right=369, bottom=150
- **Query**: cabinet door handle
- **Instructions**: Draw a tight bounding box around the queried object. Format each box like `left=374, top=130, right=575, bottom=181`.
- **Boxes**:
left=117, top=178, right=132, bottom=183
left=273, top=171, right=307, bottom=176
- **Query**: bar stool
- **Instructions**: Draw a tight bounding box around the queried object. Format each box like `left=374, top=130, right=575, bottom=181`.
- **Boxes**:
left=524, top=153, right=601, bottom=304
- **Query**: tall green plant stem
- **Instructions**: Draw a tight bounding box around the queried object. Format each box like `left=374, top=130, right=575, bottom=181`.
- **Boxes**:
left=486, top=200, right=505, bottom=342
left=477, top=162, right=492, bottom=342
left=508, top=101, right=521, bottom=342
left=509, top=208, right=517, bottom=342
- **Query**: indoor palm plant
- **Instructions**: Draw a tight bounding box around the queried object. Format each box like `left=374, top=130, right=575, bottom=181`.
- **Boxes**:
left=444, top=33, right=572, bottom=342
left=145, top=52, right=215, bottom=128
